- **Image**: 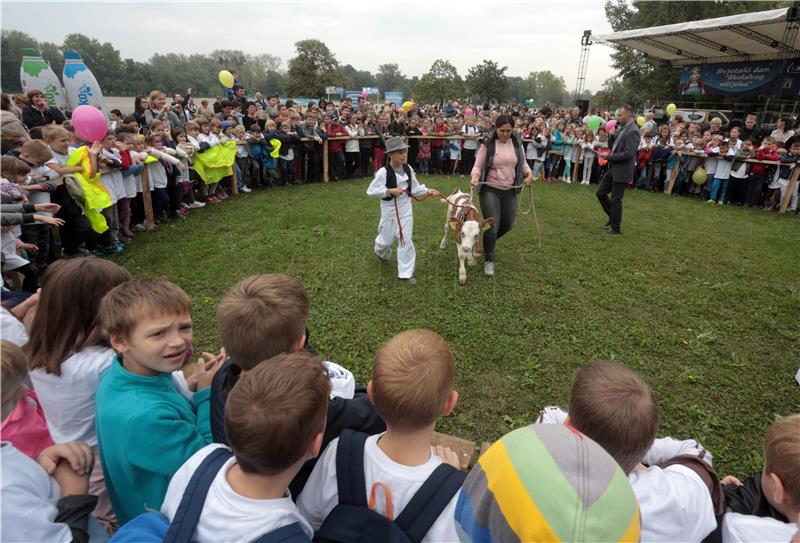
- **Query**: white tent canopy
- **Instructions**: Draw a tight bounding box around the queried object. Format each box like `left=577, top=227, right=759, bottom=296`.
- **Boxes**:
left=592, top=8, right=799, bottom=65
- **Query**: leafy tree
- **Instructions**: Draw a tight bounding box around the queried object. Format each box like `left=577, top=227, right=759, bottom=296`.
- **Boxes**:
left=252, top=53, right=282, bottom=74
left=376, top=63, right=404, bottom=92
left=603, top=0, right=788, bottom=105
left=1, top=29, right=62, bottom=93
left=62, top=33, right=124, bottom=94
left=338, top=64, right=376, bottom=90
left=413, top=59, right=465, bottom=105
left=465, top=60, right=508, bottom=102
left=285, top=39, right=341, bottom=97
left=528, top=71, right=568, bottom=105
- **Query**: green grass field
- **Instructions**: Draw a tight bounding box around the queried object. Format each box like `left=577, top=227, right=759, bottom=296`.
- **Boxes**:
left=114, top=177, right=799, bottom=477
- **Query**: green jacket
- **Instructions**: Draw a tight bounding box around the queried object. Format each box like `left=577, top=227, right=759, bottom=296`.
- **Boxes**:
left=95, top=355, right=212, bottom=525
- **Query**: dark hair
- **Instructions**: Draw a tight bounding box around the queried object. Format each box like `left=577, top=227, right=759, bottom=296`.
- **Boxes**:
left=619, top=104, right=634, bottom=114
left=110, top=109, right=123, bottom=117
left=494, top=114, right=514, bottom=130
left=134, top=96, right=148, bottom=115
left=1, top=94, right=11, bottom=111
left=778, top=116, right=794, bottom=130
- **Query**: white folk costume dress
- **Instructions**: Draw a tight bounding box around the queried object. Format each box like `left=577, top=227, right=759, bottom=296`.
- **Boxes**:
left=367, top=164, right=428, bottom=279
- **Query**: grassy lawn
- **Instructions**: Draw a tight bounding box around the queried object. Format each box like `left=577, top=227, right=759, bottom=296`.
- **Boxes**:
left=114, top=176, right=799, bottom=478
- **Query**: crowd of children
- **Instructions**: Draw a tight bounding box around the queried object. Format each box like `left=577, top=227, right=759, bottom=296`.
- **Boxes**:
left=3, top=92, right=798, bottom=298
left=1, top=260, right=798, bottom=542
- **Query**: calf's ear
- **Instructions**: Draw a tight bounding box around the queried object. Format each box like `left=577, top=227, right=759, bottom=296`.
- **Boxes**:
left=480, top=217, right=493, bottom=231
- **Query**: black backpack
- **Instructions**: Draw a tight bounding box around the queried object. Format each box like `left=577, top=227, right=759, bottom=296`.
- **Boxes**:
left=111, top=447, right=310, bottom=543
left=314, top=430, right=465, bottom=543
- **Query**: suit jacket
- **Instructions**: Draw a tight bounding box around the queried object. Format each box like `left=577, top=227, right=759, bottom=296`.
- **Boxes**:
left=607, top=120, right=640, bottom=183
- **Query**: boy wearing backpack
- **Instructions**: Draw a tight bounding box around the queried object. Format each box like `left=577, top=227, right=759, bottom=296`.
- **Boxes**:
left=211, top=274, right=386, bottom=498
left=297, top=329, right=463, bottom=542
left=156, top=352, right=329, bottom=542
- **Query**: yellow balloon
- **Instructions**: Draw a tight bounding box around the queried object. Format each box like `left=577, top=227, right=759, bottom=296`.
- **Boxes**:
left=401, top=100, right=413, bottom=112
left=665, top=103, right=677, bottom=116
left=636, top=116, right=645, bottom=127
left=218, top=70, right=234, bottom=88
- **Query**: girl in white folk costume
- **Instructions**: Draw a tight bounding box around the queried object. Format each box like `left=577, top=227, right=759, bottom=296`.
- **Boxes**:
left=367, top=136, right=440, bottom=285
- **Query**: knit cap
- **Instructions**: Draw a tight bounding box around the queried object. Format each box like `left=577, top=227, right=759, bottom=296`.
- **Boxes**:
left=455, top=423, right=640, bottom=542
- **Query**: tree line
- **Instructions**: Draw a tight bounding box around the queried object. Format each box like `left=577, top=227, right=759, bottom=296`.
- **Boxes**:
left=1, top=30, right=581, bottom=105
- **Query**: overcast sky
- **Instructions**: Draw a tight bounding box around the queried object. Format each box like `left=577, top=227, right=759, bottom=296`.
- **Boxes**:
left=2, top=1, right=617, bottom=92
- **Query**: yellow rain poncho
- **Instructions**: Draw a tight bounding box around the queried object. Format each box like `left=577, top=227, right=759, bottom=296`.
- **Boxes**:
left=191, top=140, right=237, bottom=184
left=66, top=146, right=111, bottom=233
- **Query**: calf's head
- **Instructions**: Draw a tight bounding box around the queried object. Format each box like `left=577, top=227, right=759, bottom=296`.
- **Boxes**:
left=449, top=216, right=493, bottom=254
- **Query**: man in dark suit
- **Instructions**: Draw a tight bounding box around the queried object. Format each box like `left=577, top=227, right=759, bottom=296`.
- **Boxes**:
left=596, top=104, right=639, bottom=234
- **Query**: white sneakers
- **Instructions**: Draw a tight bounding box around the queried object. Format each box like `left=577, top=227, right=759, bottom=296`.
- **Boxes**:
left=484, top=262, right=495, bottom=277
left=240, top=186, right=252, bottom=193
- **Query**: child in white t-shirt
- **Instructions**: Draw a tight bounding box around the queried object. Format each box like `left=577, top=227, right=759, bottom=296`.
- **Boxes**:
left=538, top=361, right=719, bottom=542
left=27, top=257, right=132, bottom=531
left=720, top=415, right=800, bottom=543
left=161, top=351, right=325, bottom=542
left=298, top=329, right=462, bottom=542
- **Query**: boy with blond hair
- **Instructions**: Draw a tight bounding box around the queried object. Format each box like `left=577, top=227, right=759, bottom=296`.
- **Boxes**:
left=95, top=278, right=223, bottom=525
left=720, top=414, right=800, bottom=542
left=211, top=274, right=384, bottom=496
left=539, top=361, right=720, bottom=542
left=298, top=329, right=463, bottom=542
left=158, top=352, right=329, bottom=542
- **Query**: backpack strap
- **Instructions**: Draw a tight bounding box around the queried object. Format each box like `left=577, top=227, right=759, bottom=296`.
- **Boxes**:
left=252, top=521, right=310, bottom=543
left=335, top=429, right=369, bottom=507
left=163, top=447, right=233, bottom=543
left=393, top=464, right=466, bottom=543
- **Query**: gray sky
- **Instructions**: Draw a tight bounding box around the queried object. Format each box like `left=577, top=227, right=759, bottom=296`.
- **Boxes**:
left=2, top=0, right=617, bottom=93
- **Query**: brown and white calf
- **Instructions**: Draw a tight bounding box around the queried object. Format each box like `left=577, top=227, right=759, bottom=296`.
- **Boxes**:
left=439, top=189, right=493, bottom=284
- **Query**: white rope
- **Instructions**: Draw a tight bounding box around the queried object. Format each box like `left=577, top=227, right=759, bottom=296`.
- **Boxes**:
left=471, top=180, right=542, bottom=248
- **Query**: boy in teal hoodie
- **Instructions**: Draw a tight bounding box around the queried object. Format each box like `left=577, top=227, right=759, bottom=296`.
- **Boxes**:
left=95, top=278, right=224, bottom=525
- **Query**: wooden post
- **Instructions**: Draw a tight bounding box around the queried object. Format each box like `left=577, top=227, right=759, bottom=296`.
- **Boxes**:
left=140, top=167, right=155, bottom=231
left=779, top=166, right=800, bottom=214
left=322, top=139, right=329, bottom=183
left=572, top=145, right=582, bottom=183
left=230, top=159, right=239, bottom=195
left=665, top=160, right=681, bottom=195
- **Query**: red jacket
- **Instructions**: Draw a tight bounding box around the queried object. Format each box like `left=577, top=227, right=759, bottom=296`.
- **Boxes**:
left=432, top=123, right=447, bottom=148
left=753, top=147, right=778, bottom=174
left=327, top=123, right=348, bottom=153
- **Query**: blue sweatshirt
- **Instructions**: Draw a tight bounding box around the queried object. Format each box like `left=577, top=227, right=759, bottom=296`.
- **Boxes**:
left=95, top=355, right=212, bottom=525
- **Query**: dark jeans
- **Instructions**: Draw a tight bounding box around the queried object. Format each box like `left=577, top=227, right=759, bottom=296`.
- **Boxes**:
left=461, top=148, right=476, bottom=175
left=280, top=158, right=295, bottom=184
left=479, top=186, right=517, bottom=262
left=360, top=148, right=373, bottom=177
left=747, top=173, right=766, bottom=207
left=596, top=170, right=626, bottom=232
left=345, top=152, right=360, bottom=178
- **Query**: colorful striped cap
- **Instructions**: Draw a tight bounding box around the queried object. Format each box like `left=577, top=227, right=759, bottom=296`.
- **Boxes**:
left=455, top=424, right=640, bottom=542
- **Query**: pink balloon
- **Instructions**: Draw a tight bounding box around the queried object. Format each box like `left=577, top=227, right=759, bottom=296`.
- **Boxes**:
left=72, top=105, right=107, bottom=142
left=361, top=91, right=368, bottom=98
left=604, top=119, right=617, bottom=134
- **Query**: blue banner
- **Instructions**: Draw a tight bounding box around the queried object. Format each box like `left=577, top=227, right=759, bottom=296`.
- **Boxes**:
left=679, top=60, right=788, bottom=96
left=384, top=91, right=403, bottom=104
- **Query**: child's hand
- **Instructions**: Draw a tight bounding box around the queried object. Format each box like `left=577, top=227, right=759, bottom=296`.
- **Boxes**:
left=388, top=188, right=405, bottom=197
left=19, top=242, right=39, bottom=253
left=37, top=441, right=94, bottom=476
left=433, top=445, right=462, bottom=470
left=721, top=475, right=743, bottom=486
left=37, top=200, right=63, bottom=213
left=193, top=349, right=226, bottom=391
left=89, top=142, right=102, bottom=155
left=34, top=215, right=65, bottom=227
left=427, top=189, right=441, bottom=197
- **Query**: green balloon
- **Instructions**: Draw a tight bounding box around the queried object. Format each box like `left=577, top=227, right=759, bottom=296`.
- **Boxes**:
left=692, top=167, right=708, bottom=185
left=587, top=115, right=602, bottom=131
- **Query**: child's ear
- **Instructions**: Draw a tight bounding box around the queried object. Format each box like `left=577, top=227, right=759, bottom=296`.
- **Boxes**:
left=768, top=472, right=787, bottom=505
left=109, top=334, right=128, bottom=354
left=442, top=390, right=459, bottom=416
left=308, top=431, right=324, bottom=459
left=290, top=335, right=306, bottom=354
left=366, top=380, right=374, bottom=404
